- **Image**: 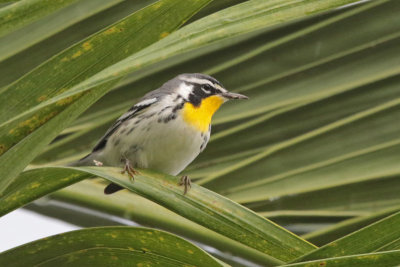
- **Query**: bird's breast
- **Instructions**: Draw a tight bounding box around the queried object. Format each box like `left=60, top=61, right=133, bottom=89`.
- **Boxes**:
left=182, top=95, right=224, bottom=132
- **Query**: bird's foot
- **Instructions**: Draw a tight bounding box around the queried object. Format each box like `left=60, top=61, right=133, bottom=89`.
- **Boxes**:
left=178, top=175, right=191, bottom=195
left=121, top=159, right=137, bottom=181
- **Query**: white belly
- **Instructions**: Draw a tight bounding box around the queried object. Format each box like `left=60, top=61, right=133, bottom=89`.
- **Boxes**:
left=98, top=109, right=210, bottom=175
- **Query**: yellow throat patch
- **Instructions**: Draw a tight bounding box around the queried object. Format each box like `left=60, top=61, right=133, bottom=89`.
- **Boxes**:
left=182, top=95, right=224, bottom=132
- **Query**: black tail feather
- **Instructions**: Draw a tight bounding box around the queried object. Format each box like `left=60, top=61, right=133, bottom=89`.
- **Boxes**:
left=104, top=183, right=124, bottom=194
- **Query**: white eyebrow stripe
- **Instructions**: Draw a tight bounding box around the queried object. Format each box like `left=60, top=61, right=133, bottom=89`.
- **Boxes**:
left=214, top=84, right=227, bottom=92
left=180, top=77, right=215, bottom=87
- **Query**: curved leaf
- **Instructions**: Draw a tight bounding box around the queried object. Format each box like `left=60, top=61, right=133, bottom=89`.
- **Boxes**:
left=49, top=179, right=287, bottom=266
left=0, top=0, right=212, bottom=195
left=0, top=0, right=80, bottom=38
left=27, top=0, right=361, bottom=120
left=0, top=0, right=125, bottom=62
left=1, top=166, right=315, bottom=263
left=282, top=250, right=400, bottom=267
left=0, top=227, right=223, bottom=267
left=302, top=206, right=400, bottom=246
left=294, top=212, right=400, bottom=262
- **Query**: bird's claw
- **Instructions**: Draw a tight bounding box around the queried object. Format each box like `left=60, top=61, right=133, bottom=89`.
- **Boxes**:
left=121, top=159, right=137, bottom=181
left=178, top=175, right=191, bottom=195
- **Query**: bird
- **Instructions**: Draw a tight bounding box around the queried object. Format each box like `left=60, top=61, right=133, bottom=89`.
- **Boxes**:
left=70, top=73, right=248, bottom=194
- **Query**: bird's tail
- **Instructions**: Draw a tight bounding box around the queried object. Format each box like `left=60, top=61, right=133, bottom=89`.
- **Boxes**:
left=67, top=153, right=96, bottom=167
left=67, top=153, right=124, bottom=195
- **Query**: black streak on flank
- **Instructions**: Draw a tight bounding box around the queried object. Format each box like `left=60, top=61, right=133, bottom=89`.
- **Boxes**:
left=174, top=95, right=181, bottom=102
left=144, top=112, right=155, bottom=119
left=127, top=127, right=135, bottom=135
left=129, top=144, right=140, bottom=153
left=113, top=138, right=120, bottom=146
left=92, top=100, right=154, bottom=152
left=163, top=113, right=176, bottom=123
left=203, top=134, right=209, bottom=144
left=172, top=102, right=184, bottom=113
left=158, top=106, right=172, bottom=115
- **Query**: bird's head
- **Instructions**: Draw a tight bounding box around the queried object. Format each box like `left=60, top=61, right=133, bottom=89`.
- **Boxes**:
left=177, top=73, right=248, bottom=105
left=174, top=73, right=248, bottom=132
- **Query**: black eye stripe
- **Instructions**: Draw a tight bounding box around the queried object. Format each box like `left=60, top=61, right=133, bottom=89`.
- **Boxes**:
left=202, top=84, right=213, bottom=91
left=186, top=83, right=215, bottom=106
left=183, top=81, right=225, bottom=106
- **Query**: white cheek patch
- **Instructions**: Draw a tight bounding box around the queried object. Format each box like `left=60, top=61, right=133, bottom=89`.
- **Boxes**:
left=177, top=83, right=193, bottom=100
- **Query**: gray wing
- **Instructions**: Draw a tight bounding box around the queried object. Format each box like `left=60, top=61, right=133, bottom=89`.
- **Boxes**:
left=91, top=76, right=181, bottom=152
left=92, top=97, right=157, bottom=152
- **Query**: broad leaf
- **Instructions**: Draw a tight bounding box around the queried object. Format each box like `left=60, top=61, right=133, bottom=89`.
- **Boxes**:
left=0, top=0, right=79, bottom=38
left=282, top=250, right=400, bottom=267
left=0, top=0, right=212, bottom=195
left=2, top=166, right=316, bottom=263
left=294, top=212, right=400, bottom=262
left=0, top=227, right=224, bottom=267
left=303, top=206, right=400, bottom=246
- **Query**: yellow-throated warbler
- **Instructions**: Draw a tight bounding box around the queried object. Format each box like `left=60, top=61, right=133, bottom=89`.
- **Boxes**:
left=71, top=73, right=248, bottom=194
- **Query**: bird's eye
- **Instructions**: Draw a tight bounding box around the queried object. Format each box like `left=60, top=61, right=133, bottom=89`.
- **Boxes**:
left=202, top=84, right=213, bottom=91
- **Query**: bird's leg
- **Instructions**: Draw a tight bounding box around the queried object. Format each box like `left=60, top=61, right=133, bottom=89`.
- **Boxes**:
left=104, top=157, right=136, bottom=195
left=121, top=158, right=137, bottom=182
left=178, top=175, right=192, bottom=195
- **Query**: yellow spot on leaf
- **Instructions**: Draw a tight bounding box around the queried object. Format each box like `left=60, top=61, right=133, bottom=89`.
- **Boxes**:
left=105, top=27, right=117, bottom=34
left=37, top=95, right=47, bottom=102
left=152, top=2, right=162, bottom=9
left=82, top=42, right=92, bottom=51
left=187, top=249, right=194, bottom=254
left=56, top=88, right=69, bottom=95
left=61, top=57, right=69, bottom=62
left=30, top=182, right=41, bottom=189
left=9, top=111, right=58, bottom=137
left=71, top=50, right=82, bottom=59
left=160, top=32, right=169, bottom=38
left=56, top=95, right=79, bottom=106
left=0, top=144, right=6, bottom=155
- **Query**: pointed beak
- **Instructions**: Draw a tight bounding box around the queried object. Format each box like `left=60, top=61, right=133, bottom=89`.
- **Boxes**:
left=220, top=91, right=249, bottom=100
